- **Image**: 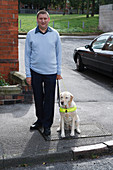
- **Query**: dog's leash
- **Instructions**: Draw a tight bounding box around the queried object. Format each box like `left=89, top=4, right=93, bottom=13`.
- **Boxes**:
left=57, top=79, right=60, bottom=107
left=57, top=79, right=68, bottom=107
left=61, top=79, right=67, bottom=92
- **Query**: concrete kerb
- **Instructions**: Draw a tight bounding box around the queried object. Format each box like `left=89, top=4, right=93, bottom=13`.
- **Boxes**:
left=0, top=140, right=113, bottom=169
left=2, top=151, right=73, bottom=169
left=72, top=142, right=109, bottom=160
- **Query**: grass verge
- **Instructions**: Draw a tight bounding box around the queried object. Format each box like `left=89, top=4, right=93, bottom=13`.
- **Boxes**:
left=18, top=14, right=102, bottom=34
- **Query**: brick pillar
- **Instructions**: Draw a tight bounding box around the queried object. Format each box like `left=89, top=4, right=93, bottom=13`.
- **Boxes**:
left=0, top=0, right=19, bottom=82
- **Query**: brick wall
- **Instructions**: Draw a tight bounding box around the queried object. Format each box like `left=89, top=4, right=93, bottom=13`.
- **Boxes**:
left=0, top=0, right=19, bottom=82
left=99, top=4, right=113, bottom=32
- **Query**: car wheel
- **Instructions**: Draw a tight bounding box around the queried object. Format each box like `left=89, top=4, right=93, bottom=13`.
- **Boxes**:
left=76, top=54, right=84, bottom=71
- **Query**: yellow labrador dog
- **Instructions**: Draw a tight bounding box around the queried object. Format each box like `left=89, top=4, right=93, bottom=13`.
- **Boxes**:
left=58, top=91, right=81, bottom=138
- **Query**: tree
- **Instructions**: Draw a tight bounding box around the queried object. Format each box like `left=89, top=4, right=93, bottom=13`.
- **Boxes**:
left=62, top=0, right=67, bottom=15
left=69, top=0, right=81, bottom=14
left=39, top=0, right=51, bottom=10
left=19, top=0, right=113, bottom=16
left=81, top=0, right=85, bottom=14
left=51, top=0, right=67, bottom=15
left=20, top=0, right=32, bottom=6
left=86, top=0, right=90, bottom=18
left=91, top=0, right=95, bottom=16
left=20, top=0, right=51, bottom=10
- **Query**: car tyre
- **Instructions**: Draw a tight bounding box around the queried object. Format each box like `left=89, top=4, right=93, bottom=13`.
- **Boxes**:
left=76, top=54, right=84, bottom=72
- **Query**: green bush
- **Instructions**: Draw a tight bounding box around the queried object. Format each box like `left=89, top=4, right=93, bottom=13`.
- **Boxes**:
left=0, top=74, right=9, bottom=86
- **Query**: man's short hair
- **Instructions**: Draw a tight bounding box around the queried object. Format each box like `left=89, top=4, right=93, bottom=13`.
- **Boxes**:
left=37, top=10, right=50, bottom=18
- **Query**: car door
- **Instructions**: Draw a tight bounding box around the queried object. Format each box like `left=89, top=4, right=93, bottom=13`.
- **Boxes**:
left=90, top=35, right=111, bottom=70
left=93, top=35, right=113, bottom=73
left=81, top=47, right=96, bottom=68
left=81, top=35, right=110, bottom=69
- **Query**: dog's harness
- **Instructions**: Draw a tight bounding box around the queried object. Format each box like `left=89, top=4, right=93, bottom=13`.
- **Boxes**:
left=57, top=80, right=77, bottom=113
left=60, top=105, right=77, bottom=113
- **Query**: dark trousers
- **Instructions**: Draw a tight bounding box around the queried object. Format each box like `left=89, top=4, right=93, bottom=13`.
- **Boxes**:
left=31, top=69, right=57, bottom=128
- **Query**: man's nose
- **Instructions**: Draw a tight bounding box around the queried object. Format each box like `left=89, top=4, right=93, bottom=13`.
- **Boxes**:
left=42, top=19, right=45, bottom=22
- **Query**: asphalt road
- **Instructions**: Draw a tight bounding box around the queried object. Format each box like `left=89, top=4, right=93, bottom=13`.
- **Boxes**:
left=61, top=37, right=91, bottom=69
left=6, top=155, right=113, bottom=170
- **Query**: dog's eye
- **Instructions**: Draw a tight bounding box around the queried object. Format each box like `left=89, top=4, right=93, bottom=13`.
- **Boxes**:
left=65, top=97, right=68, bottom=99
left=61, top=96, right=63, bottom=99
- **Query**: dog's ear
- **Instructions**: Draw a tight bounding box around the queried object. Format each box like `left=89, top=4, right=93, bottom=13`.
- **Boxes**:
left=68, top=94, right=73, bottom=107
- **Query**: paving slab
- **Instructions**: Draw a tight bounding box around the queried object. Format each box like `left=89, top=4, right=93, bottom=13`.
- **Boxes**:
left=42, top=123, right=111, bottom=141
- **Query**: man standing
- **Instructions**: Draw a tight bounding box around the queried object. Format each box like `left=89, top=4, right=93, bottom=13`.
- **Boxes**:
left=25, top=10, right=62, bottom=136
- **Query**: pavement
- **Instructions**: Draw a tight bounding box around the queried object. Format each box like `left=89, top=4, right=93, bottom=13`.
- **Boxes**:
left=0, top=35, right=113, bottom=169
left=0, top=67, right=113, bottom=169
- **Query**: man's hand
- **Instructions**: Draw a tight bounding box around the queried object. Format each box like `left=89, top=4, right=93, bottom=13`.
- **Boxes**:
left=26, top=77, right=31, bottom=85
left=56, top=75, right=62, bottom=80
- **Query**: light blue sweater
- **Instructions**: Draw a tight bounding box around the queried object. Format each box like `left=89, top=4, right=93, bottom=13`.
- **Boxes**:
left=25, top=26, right=62, bottom=77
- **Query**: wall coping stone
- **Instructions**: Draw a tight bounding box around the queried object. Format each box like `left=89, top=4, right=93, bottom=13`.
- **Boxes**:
left=0, top=85, right=22, bottom=95
left=9, top=71, right=26, bottom=86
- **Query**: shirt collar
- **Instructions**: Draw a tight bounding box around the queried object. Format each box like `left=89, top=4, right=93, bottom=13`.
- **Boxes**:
left=35, top=26, right=53, bottom=34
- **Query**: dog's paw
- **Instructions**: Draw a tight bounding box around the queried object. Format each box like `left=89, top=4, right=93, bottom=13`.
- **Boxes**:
left=57, top=127, right=61, bottom=132
left=61, top=133, right=65, bottom=138
left=76, top=128, right=81, bottom=134
left=70, top=132, right=75, bottom=137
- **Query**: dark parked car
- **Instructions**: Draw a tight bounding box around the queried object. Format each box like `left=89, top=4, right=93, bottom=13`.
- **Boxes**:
left=73, top=32, right=113, bottom=77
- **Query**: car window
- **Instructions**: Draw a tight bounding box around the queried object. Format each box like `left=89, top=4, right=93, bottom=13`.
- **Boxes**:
left=92, top=35, right=110, bottom=49
left=103, top=36, right=113, bottom=51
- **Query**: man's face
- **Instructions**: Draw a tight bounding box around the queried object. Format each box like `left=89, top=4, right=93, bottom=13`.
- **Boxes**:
left=37, top=14, right=50, bottom=31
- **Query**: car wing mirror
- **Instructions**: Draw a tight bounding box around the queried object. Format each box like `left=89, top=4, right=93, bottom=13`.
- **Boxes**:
left=85, top=45, right=93, bottom=51
left=85, top=45, right=90, bottom=49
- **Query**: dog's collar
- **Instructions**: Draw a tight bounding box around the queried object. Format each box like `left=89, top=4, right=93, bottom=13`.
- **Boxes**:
left=60, top=105, right=77, bottom=113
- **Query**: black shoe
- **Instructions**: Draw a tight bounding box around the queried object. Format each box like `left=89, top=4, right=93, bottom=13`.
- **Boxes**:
left=30, top=121, right=42, bottom=130
left=43, top=127, right=51, bottom=136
